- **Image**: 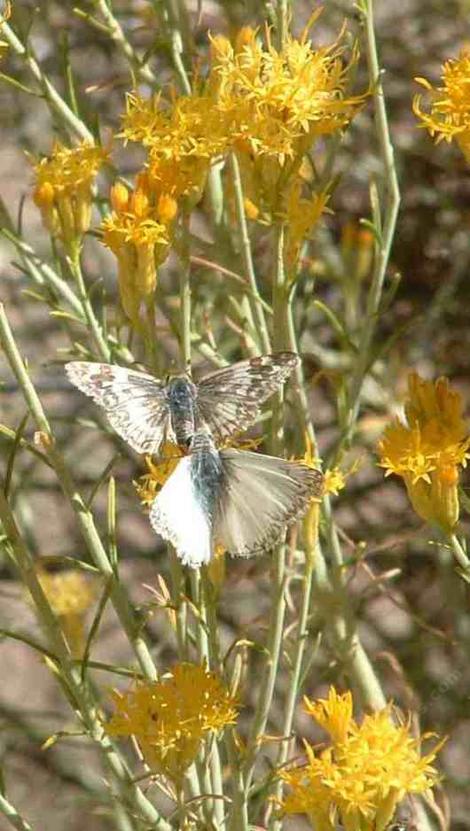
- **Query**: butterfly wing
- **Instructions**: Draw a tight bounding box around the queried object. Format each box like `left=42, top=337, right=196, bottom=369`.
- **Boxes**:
left=150, top=457, right=213, bottom=567
left=215, top=449, right=323, bottom=557
left=65, top=361, right=171, bottom=455
left=195, top=352, right=299, bottom=443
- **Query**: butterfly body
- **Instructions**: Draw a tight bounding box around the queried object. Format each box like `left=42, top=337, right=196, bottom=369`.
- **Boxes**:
left=165, top=375, right=199, bottom=448
left=190, top=430, right=226, bottom=527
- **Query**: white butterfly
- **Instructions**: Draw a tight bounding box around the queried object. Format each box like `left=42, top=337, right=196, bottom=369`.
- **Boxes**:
left=150, top=430, right=323, bottom=567
left=65, top=353, right=299, bottom=455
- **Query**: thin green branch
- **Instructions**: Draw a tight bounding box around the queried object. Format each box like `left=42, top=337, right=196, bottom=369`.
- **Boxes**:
left=89, top=0, right=157, bottom=84
left=0, top=303, right=157, bottom=683
left=67, top=249, right=111, bottom=362
left=229, top=153, right=271, bottom=354
left=0, top=489, right=170, bottom=831
left=336, top=0, right=400, bottom=456
left=0, top=792, right=34, bottom=831
left=1, top=22, right=93, bottom=142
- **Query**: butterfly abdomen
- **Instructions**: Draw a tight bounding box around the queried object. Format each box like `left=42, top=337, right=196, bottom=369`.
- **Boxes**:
left=166, top=377, right=198, bottom=448
left=190, top=432, right=226, bottom=523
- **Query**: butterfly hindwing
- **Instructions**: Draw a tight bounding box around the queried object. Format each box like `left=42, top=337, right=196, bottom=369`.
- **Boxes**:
left=65, top=361, right=171, bottom=455
left=196, top=352, right=299, bottom=443
left=149, top=456, right=213, bottom=567
left=214, top=449, right=323, bottom=558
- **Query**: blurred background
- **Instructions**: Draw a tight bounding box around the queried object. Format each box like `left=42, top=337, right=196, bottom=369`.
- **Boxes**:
left=1, top=1, right=470, bottom=829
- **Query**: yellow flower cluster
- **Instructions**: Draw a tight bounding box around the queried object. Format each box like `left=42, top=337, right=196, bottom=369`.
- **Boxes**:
left=122, top=92, right=228, bottom=204
left=106, top=663, right=238, bottom=783
left=37, top=567, right=98, bottom=657
left=211, top=24, right=361, bottom=162
left=134, top=442, right=184, bottom=505
left=414, top=50, right=470, bottom=162
left=280, top=687, right=442, bottom=831
left=101, top=177, right=177, bottom=328
left=32, top=141, right=107, bottom=250
left=378, top=372, right=470, bottom=532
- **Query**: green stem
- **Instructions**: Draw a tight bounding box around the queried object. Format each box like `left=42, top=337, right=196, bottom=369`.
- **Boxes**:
left=229, top=153, right=271, bottom=354
left=179, top=212, right=192, bottom=372
left=334, top=0, right=400, bottom=459
left=267, top=521, right=317, bottom=830
left=2, top=22, right=93, bottom=142
left=67, top=249, right=111, bottom=362
left=91, top=0, right=157, bottom=84
left=0, top=789, right=34, bottom=830
left=0, top=303, right=157, bottom=683
left=448, top=533, right=470, bottom=581
left=0, top=490, right=170, bottom=830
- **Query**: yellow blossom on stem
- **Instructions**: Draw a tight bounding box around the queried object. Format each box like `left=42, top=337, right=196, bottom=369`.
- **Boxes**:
left=279, top=686, right=443, bottom=831
left=210, top=21, right=363, bottom=213
left=284, top=178, right=330, bottom=272
left=414, top=50, right=470, bottom=162
left=378, top=372, right=470, bottom=532
left=36, top=566, right=98, bottom=658
left=121, top=92, right=229, bottom=206
left=211, top=23, right=362, bottom=160
left=341, top=221, right=375, bottom=282
left=102, top=177, right=175, bottom=328
left=106, top=663, right=238, bottom=784
left=31, top=141, right=107, bottom=250
left=134, top=443, right=184, bottom=506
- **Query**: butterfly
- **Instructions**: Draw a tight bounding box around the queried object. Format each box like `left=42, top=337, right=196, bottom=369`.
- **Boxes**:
left=65, top=353, right=299, bottom=456
left=150, top=429, right=323, bottom=567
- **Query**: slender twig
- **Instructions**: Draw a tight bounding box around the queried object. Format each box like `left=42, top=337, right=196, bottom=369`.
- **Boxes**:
left=267, top=508, right=318, bottom=831
left=179, top=212, right=192, bottom=372
left=90, top=0, right=157, bottom=84
left=334, top=0, right=400, bottom=458
left=448, top=533, right=470, bottom=581
left=0, top=792, right=34, bottom=831
left=67, top=249, right=111, bottom=362
left=229, top=153, right=271, bottom=354
left=2, top=23, right=93, bottom=142
left=0, top=303, right=157, bottom=683
left=0, top=490, right=170, bottom=831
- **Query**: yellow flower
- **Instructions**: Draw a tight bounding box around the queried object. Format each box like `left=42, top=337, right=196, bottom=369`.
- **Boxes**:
left=106, top=663, right=238, bottom=784
left=279, top=686, right=442, bottom=831
left=36, top=566, right=98, bottom=658
left=378, top=372, right=470, bottom=532
left=341, top=221, right=375, bottom=282
left=134, top=443, right=184, bottom=506
left=283, top=178, right=329, bottom=271
left=32, top=141, right=107, bottom=250
left=121, top=92, right=229, bottom=205
left=210, top=21, right=363, bottom=213
left=211, top=24, right=362, bottom=160
left=102, top=178, right=175, bottom=328
left=304, top=687, right=353, bottom=744
left=414, top=50, right=470, bottom=162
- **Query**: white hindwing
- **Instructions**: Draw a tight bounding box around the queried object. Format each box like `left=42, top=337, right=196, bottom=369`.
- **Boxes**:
left=66, top=361, right=170, bottom=455
left=214, top=450, right=323, bottom=557
left=149, top=458, right=212, bottom=567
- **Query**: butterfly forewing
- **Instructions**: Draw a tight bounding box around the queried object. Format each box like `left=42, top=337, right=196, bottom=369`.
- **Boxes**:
left=65, top=362, right=171, bottom=455
left=66, top=351, right=299, bottom=456
left=214, top=449, right=323, bottom=558
left=195, top=352, right=299, bottom=443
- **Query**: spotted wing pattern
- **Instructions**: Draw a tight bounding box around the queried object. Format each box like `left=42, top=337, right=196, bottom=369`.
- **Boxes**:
left=196, top=352, right=299, bottom=443
left=65, top=362, right=171, bottom=455
left=214, top=449, right=323, bottom=558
